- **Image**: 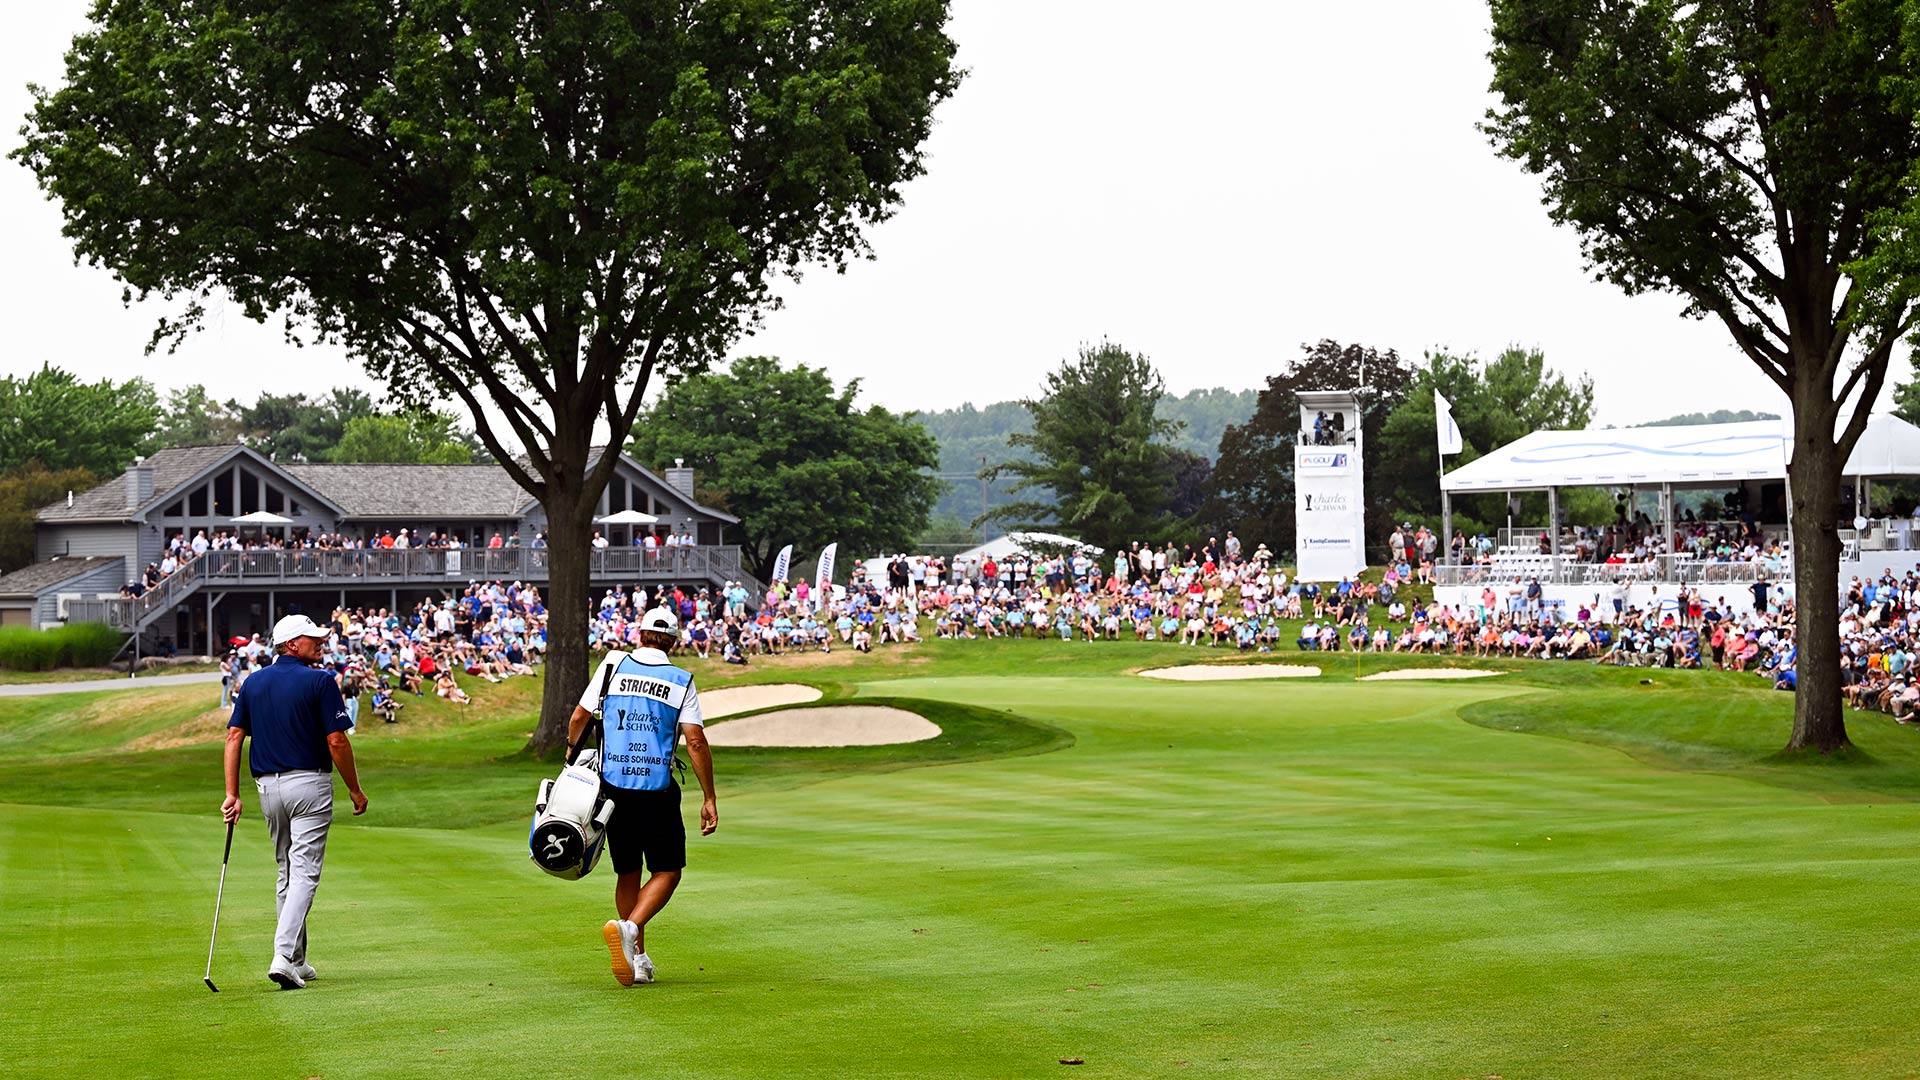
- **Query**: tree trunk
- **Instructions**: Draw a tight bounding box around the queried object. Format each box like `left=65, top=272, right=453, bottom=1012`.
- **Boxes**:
left=532, top=487, right=595, bottom=759
left=1785, top=409, right=1850, bottom=754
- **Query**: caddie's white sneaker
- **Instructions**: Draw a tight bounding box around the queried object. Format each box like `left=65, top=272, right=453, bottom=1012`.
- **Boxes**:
left=268, top=956, right=307, bottom=990
left=602, top=920, right=636, bottom=986
left=634, top=951, right=655, bottom=984
left=292, top=960, right=318, bottom=982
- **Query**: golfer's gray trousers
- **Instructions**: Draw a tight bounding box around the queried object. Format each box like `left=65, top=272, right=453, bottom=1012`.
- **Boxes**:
left=255, top=770, right=333, bottom=964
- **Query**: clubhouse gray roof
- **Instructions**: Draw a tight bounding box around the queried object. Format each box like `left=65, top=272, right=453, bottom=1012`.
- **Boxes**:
left=36, top=445, right=237, bottom=523
left=284, top=463, right=533, bottom=519
left=0, top=556, right=123, bottom=598
left=36, top=444, right=737, bottom=525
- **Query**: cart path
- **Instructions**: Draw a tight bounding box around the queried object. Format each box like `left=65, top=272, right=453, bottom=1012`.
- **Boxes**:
left=0, top=672, right=223, bottom=697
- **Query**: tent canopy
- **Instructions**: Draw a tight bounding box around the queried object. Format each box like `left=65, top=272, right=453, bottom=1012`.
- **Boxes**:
left=594, top=508, right=660, bottom=525
left=953, top=532, right=1104, bottom=564
left=229, top=510, right=293, bottom=524
left=1440, top=415, right=1920, bottom=493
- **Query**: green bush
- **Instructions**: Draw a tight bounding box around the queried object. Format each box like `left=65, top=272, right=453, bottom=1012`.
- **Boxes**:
left=0, top=623, right=127, bottom=670
left=60, top=622, right=124, bottom=667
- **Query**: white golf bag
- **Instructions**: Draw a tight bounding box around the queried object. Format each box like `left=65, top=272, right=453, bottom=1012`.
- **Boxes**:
left=528, top=750, right=616, bottom=879
left=529, top=663, right=618, bottom=880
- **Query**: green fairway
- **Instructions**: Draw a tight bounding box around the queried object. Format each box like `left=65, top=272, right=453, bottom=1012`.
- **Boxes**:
left=3, top=643, right=1918, bottom=1079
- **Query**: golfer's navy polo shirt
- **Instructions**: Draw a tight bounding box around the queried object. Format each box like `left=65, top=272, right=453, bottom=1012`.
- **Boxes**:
left=228, top=655, right=353, bottom=776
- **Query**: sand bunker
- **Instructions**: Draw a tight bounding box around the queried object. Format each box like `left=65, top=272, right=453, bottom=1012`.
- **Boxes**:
left=700, top=683, right=823, bottom=720
left=1358, top=669, right=1508, bottom=682
left=704, top=705, right=940, bottom=747
left=1138, top=664, right=1322, bottom=681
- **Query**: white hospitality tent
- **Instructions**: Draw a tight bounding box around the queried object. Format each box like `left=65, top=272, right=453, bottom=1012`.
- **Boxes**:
left=1438, top=415, right=1920, bottom=558
left=594, top=508, right=660, bottom=525
left=953, top=532, right=1105, bottom=565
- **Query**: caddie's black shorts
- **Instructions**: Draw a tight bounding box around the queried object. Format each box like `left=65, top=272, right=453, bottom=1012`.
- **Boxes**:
left=599, top=780, right=686, bottom=875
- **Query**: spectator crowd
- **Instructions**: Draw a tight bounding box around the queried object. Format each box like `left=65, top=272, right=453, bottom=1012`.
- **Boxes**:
left=222, top=580, right=548, bottom=727
left=206, top=514, right=1920, bottom=733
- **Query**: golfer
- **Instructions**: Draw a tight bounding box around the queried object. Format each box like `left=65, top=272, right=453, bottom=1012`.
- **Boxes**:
left=569, top=607, right=717, bottom=986
left=220, top=613, right=368, bottom=990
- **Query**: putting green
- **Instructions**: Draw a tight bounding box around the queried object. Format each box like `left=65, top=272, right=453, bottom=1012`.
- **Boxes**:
left=2, top=641, right=1917, bottom=1079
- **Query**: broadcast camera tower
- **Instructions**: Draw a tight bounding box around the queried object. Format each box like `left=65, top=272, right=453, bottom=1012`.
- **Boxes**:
left=1294, top=390, right=1367, bottom=581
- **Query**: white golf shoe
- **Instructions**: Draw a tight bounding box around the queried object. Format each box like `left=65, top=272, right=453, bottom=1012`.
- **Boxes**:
left=292, top=960, right=318, bottom=982
left=267, top=956, right=307, bottom=990
left=634, top=951, right=655, bottom=985
left=602, top=920, right=638, bottom=986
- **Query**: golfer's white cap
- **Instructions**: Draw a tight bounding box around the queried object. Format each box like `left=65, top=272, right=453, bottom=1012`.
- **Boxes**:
left=640, top=607, right=680, bottom=634
left=271, top=613, right=330, bottom=646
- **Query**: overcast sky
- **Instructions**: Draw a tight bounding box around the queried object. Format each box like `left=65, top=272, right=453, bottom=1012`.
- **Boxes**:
left=0, top=1, right=1902, bottom=429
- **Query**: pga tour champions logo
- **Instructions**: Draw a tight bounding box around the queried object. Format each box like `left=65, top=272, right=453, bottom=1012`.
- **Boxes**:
left=1297, top=452, right=1349, bottom=470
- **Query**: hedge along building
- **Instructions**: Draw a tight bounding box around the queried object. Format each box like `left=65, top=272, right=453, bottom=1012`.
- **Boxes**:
left=1, top=443, right=748, bottom=651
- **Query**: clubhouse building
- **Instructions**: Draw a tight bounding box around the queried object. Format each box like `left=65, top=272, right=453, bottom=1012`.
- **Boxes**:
left=0, top=444, right=748, bottom=652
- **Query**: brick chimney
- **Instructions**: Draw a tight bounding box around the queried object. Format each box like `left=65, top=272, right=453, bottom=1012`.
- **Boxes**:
left=127, top=458, right=154, bottom=511
left=665, top=457, right=696, bottom=499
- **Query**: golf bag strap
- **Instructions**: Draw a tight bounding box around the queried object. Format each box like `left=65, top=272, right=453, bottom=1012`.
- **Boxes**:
left=566, top=658, right=619, bottom=764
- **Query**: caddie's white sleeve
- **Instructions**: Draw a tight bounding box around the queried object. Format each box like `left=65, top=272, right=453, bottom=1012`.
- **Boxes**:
left=679, top=678, right=704, bottom=728
left=577, top=651, right=621, bottom=713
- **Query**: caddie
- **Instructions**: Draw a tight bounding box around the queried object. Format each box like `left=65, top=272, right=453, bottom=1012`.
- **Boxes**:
left=220, top=613, right=369, bottom=990
left=569, top=607, right=717, bottom=986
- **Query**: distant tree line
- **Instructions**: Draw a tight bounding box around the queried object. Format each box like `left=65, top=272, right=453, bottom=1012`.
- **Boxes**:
left=1637, top=409, right=1780, bottom=427
left=913, top=385, right=1257, bottom=540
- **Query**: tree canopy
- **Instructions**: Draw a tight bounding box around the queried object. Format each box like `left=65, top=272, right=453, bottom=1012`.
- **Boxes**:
left=912, top=388, right=1256, bottom=536
left=230, top=389, right=378, bottom=463
left=1373, top=347, right=1595, bottom=538
left=19, top=0, right=958, bottom=754
left=1202, top=340, right=1412, bottom=559
left=985, top=342, right=1181, bottom=553
left=1485, top=0, right=1920, bottom=753
left=628, top=356, right=942, bottom=581
left=145, top=384, right=245, bottom=451
left=333, top=411, right=481, bottom=465
left=0, top=364, right=157, bottom=477
left=0, top=463, right=99, bottom=575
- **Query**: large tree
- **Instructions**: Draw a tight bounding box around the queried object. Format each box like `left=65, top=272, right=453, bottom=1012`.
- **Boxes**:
left=0, top=464, right=100, bottom=574
left=145, top=384, right=245, bottom=451
left=1485, top=0, right=1920, bottom=753
left=332, top=411, right=480, bottom=465
left=19, top=0, right=958, bottom=755
left=0, top=364, right=158, bottom=476
left=1372, top=347, right=1596, bottom=538
left=627, top=356, right=942, bottom=580
left=234, top=389, right=378, bottom=463
left=984, top=342, right=1181, bottom=554
left=1202, top=340, right=1412, bottom=560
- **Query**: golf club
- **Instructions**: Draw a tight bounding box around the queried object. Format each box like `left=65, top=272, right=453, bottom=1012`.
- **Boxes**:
left=203, top=819, right=234, bottom=993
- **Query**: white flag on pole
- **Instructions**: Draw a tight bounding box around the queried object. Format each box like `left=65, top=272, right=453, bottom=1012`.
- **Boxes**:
left=1435, top=390, right=1464, bottom=456
left=770, top=544, right=793, bottom=582
left=813, top=543, right=837, bottom=610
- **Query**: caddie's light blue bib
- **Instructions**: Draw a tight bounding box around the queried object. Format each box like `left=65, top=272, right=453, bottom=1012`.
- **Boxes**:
left=599, top=654, right=693, bottom=791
